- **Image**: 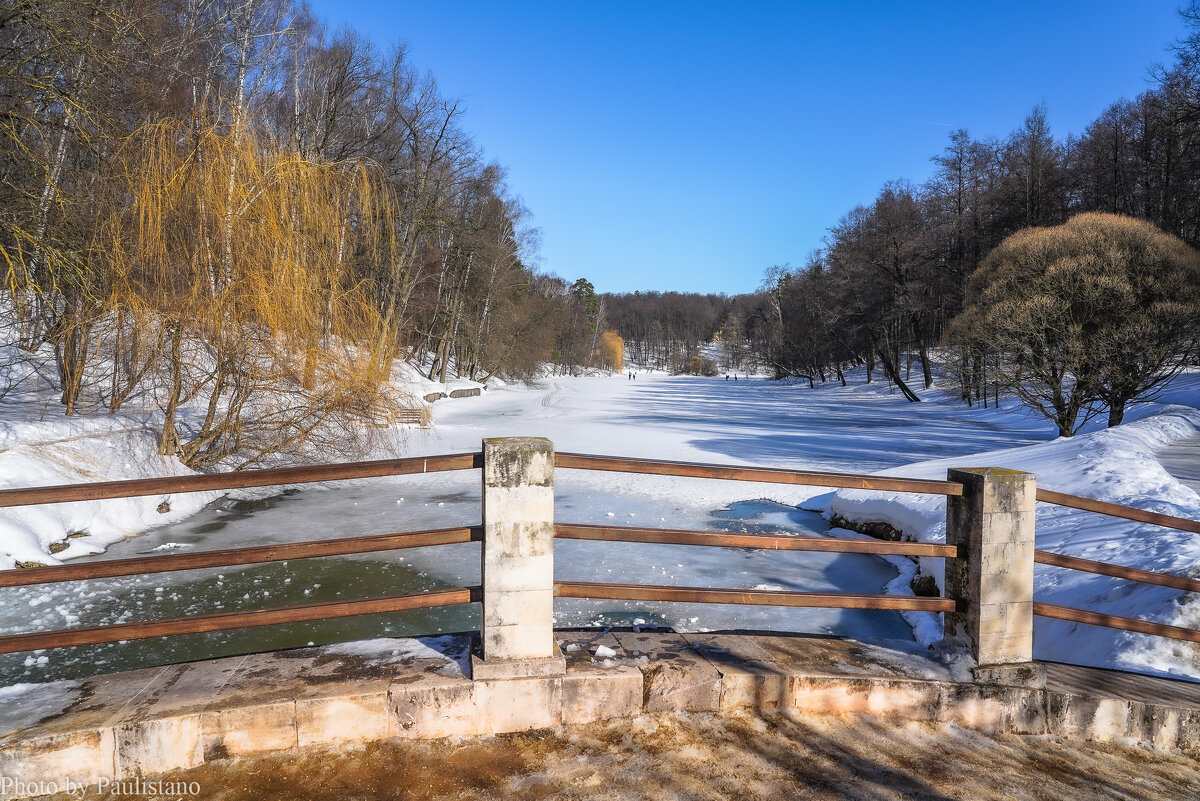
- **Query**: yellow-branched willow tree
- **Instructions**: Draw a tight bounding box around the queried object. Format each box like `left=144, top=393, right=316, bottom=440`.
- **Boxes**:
left=99, top=120, right=414, bottom=469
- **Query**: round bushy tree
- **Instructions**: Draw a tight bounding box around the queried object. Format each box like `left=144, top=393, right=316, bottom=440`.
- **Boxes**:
left=950, top=212, right=1200, bottom=435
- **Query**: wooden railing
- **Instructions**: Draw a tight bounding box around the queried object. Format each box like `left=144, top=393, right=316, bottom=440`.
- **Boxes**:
left=0, top=453, right=482, bottom=509
left=0, top=446, right=962, bottom=660
left=0, top=442, right=1197, bottom=674
left=0, top=455, right=485, bottom=655
left=554, top=452, right=964, bottom=495
left=551, top=453, right=962, bottom=617
left=1032, top=489, right=1200, bottom=644
left=552, top=521, right=957, bottom=613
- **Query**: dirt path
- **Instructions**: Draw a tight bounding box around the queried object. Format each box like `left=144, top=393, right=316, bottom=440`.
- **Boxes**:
left=34, top=711, right=1200, bottom=801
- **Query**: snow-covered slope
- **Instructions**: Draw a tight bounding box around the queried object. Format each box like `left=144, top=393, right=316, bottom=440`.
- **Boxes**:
left=828, top=377, right=1200, bottom=681
left=0, top=349, right=495, bottom=570
left=0, top=415, right=220, bottom=569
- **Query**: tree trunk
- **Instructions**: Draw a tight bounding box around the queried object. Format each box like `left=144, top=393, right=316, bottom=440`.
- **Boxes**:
left=1107, top=398, right=1126, bottom=428
left=159, top=324, right=184, bottom=456
left=876, top=344, right=921, bottom=403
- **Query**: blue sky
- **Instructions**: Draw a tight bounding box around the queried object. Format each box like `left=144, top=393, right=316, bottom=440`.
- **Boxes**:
left=306, top=1, right=1186, bottom=295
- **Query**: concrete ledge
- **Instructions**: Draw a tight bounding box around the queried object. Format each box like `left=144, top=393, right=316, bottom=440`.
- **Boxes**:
left=3, top=631, right=1200, bottom=799
left=972, top=662, right=1047, bottom=689
left=470, top=652, right=566, bottom=681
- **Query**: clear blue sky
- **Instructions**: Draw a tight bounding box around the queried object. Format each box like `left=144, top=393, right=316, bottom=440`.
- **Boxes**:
left=306, top=0, right=1186, bottom=295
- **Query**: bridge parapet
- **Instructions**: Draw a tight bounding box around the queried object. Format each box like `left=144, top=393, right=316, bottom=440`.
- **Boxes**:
left=474, top=436, right=565, bottom=680
left=1, top=439, right=1199, bottom=696
left=945, top=467, right=1042, bottom=687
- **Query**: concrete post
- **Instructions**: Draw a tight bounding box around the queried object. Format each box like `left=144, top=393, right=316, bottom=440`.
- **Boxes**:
left=473, top=437, right=565, bottom=680
left=944, top=467, right=1044, bottom=687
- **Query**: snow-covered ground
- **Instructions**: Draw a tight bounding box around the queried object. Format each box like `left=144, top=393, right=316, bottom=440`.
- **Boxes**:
left=1, top=360, right=1199, bottom=685
left=0, top=355, right=485, bottom=571
left=829, top=374, right=1200, bottom=681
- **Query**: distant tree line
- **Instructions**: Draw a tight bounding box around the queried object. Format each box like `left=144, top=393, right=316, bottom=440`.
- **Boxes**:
left=765, top=5, right=1200, bottom=427
left=601, top=290, right=772, bottom=372
left=0, top=0, right=610, bottom=466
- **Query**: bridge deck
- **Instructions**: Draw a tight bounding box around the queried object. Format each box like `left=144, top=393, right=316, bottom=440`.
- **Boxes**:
left=2, top=631, right=1198, bottom=796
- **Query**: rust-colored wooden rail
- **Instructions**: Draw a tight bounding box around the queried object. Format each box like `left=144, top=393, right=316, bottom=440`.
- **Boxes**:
left=555, top=581, right=956, bottom=612
left=1033, top=602, right=1200, bottom=644
left=0, top=587, right=480, bottom=655
left=1036, top=488, right=1200, bottom=536
left=555, top=523, right=957, bottom=558
left=0, top=526, right=482, bottom=588
left=1034, top=550, right=1200, bottom=595
left=555, top=453, right=964, bottom=496
left=0, top=452, right=483, bottom=509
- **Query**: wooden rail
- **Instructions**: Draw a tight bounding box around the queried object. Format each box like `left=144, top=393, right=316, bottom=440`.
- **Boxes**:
left=0, top=526, right=481, bottom=588
left=1034, top=550, right=1200, bottom=595
left=555, top=581, right=957, bottom=612
left=1033, top=602, right=1200, bottom=644
left=0, top=587, right=480, bottom=654
left=1036, top=488, right=1200, bottom=536
left=555, top=523, right=957, bottom=557
left=555, top=453, right=964, bottom=496
left=0, top=452, right=483, bottom=509
left=10, top=445, right=1198, bottom=661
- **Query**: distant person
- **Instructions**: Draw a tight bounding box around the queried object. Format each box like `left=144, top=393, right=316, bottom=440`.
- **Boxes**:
left=725, top=374, right=729, bottom=381
left=734, top=374, right=738, bottom=381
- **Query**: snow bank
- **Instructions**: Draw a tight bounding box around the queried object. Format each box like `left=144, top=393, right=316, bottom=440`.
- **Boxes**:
left=828, top=398, right=1200, bottom=681
left=391, top=358, right=487, bottom=398
left=0, top=414, right=221, bottom=570
left=0, top=348, right=493, bottom=570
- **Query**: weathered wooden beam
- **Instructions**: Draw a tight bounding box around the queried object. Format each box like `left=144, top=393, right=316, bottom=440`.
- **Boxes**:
left=554, top=452, right=964, bottom=495
left=555, top=523, right=956, bottom=557
left=1034, top=602, right=1200, bottom=643
left=1036, top=488, right=1200, bottom=536
left=0, top=452, right=483, bottom=509
left=554, top=581, right=956, bottom=612
left=0, top=526, right=481, bottom=587
left=0, top=587, right=480, bottom=654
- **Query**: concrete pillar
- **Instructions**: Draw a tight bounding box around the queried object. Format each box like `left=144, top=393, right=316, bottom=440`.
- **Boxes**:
left=944, top=467, right=1043, bottom=686
left=473, top=437, right=564, bottom=680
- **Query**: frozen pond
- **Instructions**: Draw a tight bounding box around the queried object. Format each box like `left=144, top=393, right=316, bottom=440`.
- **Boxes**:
left=0, top=372, right=1054, bottom=683
left=0, top=497, right=913, bottom=683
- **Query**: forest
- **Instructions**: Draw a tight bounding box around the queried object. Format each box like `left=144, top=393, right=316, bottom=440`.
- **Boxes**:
left=7, top=1, right=1200, bottom=468
left=761, top=7, right=1200, bottom=429
left=600, top=290, right=771, bottom=373
left=0, top=0, right=613, bottom=466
